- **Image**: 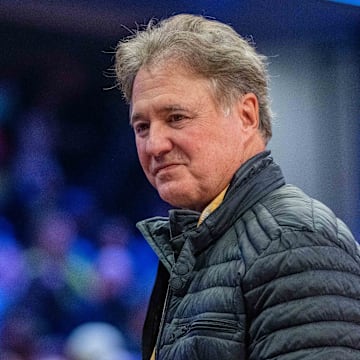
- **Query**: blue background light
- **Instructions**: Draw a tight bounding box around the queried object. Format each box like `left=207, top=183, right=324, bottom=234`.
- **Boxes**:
left=329, top=0, right=360, bottom=6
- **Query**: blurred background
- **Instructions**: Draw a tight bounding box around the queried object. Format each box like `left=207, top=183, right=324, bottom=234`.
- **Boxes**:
left=0, top=0, right=359, bottom=359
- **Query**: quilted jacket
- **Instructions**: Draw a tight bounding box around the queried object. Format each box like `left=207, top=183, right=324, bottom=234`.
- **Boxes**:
left=138, top=151, right=360, bottom=360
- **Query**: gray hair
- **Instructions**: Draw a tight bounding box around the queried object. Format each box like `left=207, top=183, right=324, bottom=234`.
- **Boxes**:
left=115, top=14, right=272, bottom=143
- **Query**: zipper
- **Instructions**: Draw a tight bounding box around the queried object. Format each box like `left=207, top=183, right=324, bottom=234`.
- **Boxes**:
left=169, top=318, right=239, bottom=344
left=155, top=284, right=172, bottom=360
left=187, top=318, right=238, bottom=333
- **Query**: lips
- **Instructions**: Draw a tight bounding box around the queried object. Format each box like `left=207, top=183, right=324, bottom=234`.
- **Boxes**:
left=152, top=163, right=179, bottom=176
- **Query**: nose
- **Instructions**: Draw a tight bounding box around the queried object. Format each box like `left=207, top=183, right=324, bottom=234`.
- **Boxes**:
left=145, top=123, right=173, bottom=158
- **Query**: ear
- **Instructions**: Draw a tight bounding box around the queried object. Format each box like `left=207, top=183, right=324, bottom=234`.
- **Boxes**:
left=236, top=93, right=260, bottom=132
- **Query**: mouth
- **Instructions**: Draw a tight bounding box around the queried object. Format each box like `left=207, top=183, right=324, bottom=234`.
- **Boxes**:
left=152, top=163, right=180, bottom=176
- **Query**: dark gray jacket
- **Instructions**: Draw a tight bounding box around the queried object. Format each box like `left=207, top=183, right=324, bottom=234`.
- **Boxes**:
left=138, top=151, right=360, bottom=360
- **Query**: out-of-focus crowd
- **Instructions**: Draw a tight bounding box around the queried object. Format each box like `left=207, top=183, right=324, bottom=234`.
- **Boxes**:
left=0, top=212, right=157, bottom=360
left=0, top=26, right=164, bottom=359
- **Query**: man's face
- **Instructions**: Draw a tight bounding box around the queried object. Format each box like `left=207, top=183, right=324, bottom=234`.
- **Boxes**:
left=130, top=63, right=263, bottom=211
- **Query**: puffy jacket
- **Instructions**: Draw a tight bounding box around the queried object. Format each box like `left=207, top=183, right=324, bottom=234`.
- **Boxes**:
left=138, top=151, right=360, bottom=360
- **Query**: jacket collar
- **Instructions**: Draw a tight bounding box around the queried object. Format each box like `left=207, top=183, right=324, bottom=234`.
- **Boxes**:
left=136, top=151, right=285, bottom=271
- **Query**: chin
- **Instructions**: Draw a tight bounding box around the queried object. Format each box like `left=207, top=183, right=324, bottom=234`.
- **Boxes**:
left=156, top=180, right=204, bottom=210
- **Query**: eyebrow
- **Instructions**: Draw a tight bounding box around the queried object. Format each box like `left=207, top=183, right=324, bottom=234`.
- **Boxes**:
left=163, top=104, right=189, bottom=112
left=130, top=104, right=191, bottom=125
left=129, top=112, right=143, bottom=126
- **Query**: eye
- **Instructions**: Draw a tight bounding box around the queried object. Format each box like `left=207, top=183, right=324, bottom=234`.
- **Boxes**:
left=133, top=122, right=149, bottom=136
left=168, top=114, right=187, bottom=123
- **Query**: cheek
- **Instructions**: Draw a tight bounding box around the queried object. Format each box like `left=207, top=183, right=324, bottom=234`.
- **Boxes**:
left=136, top=143, right=149, bottom=170
left=136, top=143, right=157, bottom=185
left=138, top=157, right=156, bottom=188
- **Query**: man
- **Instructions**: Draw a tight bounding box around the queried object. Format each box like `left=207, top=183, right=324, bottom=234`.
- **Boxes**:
left=115, top=14, right=360, bottom=360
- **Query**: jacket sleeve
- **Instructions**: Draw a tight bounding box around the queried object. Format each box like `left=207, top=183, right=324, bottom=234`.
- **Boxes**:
left=243, top=229, right=360, bottom=359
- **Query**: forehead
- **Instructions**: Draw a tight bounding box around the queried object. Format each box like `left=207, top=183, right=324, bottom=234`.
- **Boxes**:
left=132, top=63, right=204, bottom=96
left=130, top=64, right=216, bottom=117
